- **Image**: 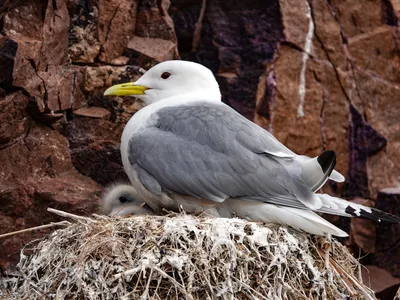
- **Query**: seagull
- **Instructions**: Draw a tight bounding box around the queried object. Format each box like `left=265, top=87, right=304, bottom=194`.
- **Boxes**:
left=104, top=60, right=400, bottom=237
left=101, top=183, right=155, bottom=216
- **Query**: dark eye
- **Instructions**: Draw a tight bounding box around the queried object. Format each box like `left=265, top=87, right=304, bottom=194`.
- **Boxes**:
left=119, top=195, right=128, bottom=203
left=161, top=72, right=171, bottom=79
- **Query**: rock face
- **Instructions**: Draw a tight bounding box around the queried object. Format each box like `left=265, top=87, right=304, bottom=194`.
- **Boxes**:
left=0, top=0, right=399, bottom=291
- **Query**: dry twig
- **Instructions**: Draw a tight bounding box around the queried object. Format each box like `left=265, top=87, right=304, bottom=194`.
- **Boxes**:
left=0, top=221, right=70, bottom=239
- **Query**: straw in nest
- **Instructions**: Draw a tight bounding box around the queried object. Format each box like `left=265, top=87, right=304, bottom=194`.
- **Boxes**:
left=0, top=209, right=375, bottom=299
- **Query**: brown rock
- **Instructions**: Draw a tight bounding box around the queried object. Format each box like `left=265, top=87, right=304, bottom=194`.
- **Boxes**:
left=271, top=0, right=399, bottom=194
left=39, top=0, right=70, bottom=69
left=0, top=91, right=30, bottom=146
left=2, top=1, right=45, bottom=107
left=0, top=123, right=72, bottom=187
left=62, top=117, right=123, bottom=150
left=187, top=0, right=283, bottom=119
left=0, top=91, right=29, bottom=124
left=0, top=170, right=102, bottom=271
left=376, top=282, right=400, bottom=299
left=33, top=169, right=102, bottom=213
left=353, top=69, right=400, bottom=197
left=3, top=0, right=44, bottom=41
left=3, top=0, right=71, bottom=111
left=98, top=0, right=138, bottom=63
left=311, top=62, right=350, bottom=175
left=10, top=37, right=45, bottom=111
left=271, top=45, right=323, bottom=157
left=362, top=265, right=400, bottom=293
left=73, top=107, right=111, bottom=119
left=329, top=0, right=385, bottom=39
left=254, top=63, right=274, bottom=129
left=135, top=0, right=177, bottom=41
left=344, top=104, right=387, bottom=199
left=280, top=0, right=311, bottom=49
left=0, top=184, right=34, bottom=219
left=0, top=119, right=28, bottom=146
left=390, top=0, right=400, bottom=19
left=0, top=0, right=25, bottom=18
left=110, top=56, right=130, bottom=65
left=85, top=65, right=142, bottom=92
left=0, top=121, right=103, bottom=270
left=69, top=23, right=101, bottom=63
left=2, top=1, right=47, bottom=111
left=168, top=0, right=204, bottom=56
left=372, top=188, right=400, bottom=277
left=0, top=37, right=18, bottom=88
left=122, top=0, right=179, bottom=67
left=38, top=65, right=86, bottom=112
left=336, top=67, right=364, bottom=114
left=13, top=46, right=45, bottom=111
left=125, top=36, right=177, bottom=67
left=107, top=96, right=145, bottom=125
left=310, top=0, right=347, bottom=69
left=348, top=26, right=400, bottom=83
left=69, top=0, right=140, bottom=64
left=85, top=66, right=129, bottom=92
left=68, top=4, right=101, bottom=64
left=217, top=47, right=241, bottom=78
left=61, top=117, right=127, bottom=185
left=283, top=0, right=349, bottom=174
left=0, top=206, right=33, bottom=271
left=368, top=151, right=400, bottom=199
left=35, top=113, right=65, bottom=126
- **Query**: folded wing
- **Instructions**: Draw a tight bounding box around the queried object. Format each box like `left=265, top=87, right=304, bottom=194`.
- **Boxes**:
left=128, top=102, right=331, bottom=209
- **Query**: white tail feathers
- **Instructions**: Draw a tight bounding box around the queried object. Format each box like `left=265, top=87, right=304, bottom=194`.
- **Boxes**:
left=222, top=199, right=349, bottom=237
left=329, top=170, right=345, bottom=183
left=315, top=194, right=357, bottom=217
left=282, top=207, right=348, bottom=237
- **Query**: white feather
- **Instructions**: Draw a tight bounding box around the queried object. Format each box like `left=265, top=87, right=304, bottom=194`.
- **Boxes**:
left=316, top=194, right=372, bottom=217
left=329, top=170, right=345, bottom=182
left=219, top=199, right=348, bottom=237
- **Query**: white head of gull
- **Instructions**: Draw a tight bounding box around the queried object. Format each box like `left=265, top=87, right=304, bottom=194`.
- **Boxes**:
left=104, top=60, right=221, bottom=105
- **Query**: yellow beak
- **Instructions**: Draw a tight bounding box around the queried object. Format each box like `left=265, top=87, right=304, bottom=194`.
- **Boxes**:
left=103, top=83, right=149, bottom=96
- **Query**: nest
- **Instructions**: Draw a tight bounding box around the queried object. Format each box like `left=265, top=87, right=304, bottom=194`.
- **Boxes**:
left=1, top=211, right=375, bottom=299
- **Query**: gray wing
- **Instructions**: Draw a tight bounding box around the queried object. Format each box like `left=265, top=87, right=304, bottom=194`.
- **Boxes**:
left=128, top=102, right=321, bottom=209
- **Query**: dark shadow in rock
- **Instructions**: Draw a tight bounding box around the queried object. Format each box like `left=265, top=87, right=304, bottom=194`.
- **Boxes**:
left=343, top=104, right=386, bottom=199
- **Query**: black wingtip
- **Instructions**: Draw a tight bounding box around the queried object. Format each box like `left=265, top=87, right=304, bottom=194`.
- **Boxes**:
left=317, top=150, right=336, bottom=175
left=368, top=208, right=400, bottom=223
left=345, top=205, right=400, bottom=223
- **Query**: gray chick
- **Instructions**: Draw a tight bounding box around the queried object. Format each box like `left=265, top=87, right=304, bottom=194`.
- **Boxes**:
left=101, top=183, right=155, bottom=216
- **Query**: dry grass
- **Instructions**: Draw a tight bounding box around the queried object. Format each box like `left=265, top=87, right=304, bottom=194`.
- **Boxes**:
left=0, top=211, right=375, bottom=299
